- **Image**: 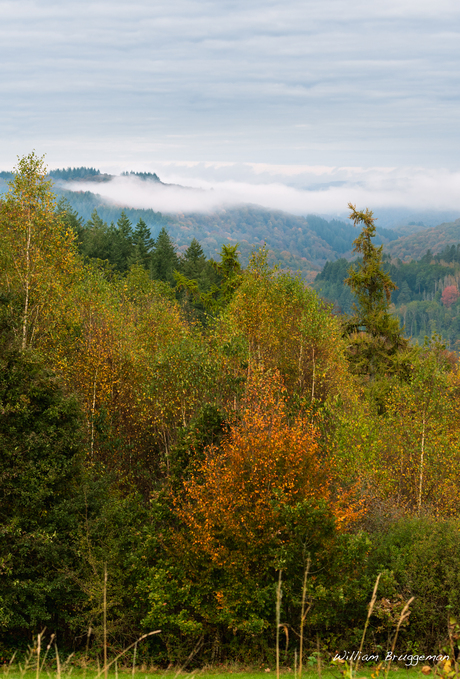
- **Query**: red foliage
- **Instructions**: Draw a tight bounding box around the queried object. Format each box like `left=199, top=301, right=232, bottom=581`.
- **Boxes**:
left=441, top=285, right=459, bottom=308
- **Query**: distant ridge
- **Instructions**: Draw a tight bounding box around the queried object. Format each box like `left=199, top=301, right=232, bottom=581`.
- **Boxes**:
left=385, top=218, right=460, bottom=261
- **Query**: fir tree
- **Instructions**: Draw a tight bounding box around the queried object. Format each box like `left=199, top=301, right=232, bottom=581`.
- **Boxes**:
left=131, top=218, right=154, bottom=270
left=344, top=204, right=409, bottom=379
left=150, top=227, right=180, bottom=286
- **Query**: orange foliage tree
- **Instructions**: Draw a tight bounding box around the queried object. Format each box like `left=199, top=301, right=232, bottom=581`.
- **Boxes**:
left=164, top=369, right=362, bottom=638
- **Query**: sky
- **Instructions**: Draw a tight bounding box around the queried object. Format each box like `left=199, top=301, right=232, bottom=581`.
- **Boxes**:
left=2, top=0, right=460, bottom=217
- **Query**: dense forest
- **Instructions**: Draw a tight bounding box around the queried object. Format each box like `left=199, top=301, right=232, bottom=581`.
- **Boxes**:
left=2, top=154, right=460, bottom=668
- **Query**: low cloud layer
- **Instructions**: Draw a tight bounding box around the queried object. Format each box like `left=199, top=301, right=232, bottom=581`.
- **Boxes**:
left=66, top=164, right=460, bottom=219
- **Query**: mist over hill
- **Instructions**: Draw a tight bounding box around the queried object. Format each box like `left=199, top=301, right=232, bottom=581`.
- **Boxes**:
left=2, top=167, right=459, bottom=277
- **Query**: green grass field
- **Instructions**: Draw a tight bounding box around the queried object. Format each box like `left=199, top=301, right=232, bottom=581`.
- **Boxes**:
left=0, top=667, right=430, bottom=679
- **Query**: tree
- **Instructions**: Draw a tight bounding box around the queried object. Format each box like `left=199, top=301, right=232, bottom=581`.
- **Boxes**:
left=344, top=204, right=408, bottom=378
left=223, top=247, right=350, bottom=409
left=131, top=218, right=154, bottom=270
left=442, top=285, right=459, bottom=309
left=181, top=238, right=206, bottom=279
left=0, top=152, right=77, bottom=349
left=0, top=323, right=85, bottom=634
left=175, top=243, right=241, bottom=314
left=113, top=211, right=134, bottom=273
left=150, top=228, right=180, bottom=286
left=152, top=369, right=362, bottom=654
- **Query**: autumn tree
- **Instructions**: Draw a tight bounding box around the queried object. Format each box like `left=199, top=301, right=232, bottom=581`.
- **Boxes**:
left=0, top=152, right=77, bottom=349
left=145, top=369, right=363, bottom=653
left=378, top=340, right=460, bottom=515
left=222, top=247, right=350, bottom=409
left=441, top=285, right=459, bottom=308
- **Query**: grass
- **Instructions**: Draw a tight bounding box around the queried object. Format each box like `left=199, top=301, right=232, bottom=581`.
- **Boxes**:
left=0, top=666, right=432, bottom=679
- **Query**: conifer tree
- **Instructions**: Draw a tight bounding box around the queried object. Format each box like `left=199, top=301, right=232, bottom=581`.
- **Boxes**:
left=344, top=204, right=408, bottom=378
left=131, top=218, right=154, bottom=270
left=150, top=227, right=180, bottom=286
left=114, top=210, right=134, bottom=273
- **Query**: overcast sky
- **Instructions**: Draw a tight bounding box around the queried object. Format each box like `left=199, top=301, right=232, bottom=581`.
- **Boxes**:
left=2, top=0, right=460, bottom=214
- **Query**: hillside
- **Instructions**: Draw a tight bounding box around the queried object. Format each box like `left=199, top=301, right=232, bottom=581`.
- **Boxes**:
left=2, top=166, right=454, bottom=275
left=385, top=218, right=460, bottom=261
left=3, top=155, right=460, bottom=662
left=3, top=167, right=405, bottom=276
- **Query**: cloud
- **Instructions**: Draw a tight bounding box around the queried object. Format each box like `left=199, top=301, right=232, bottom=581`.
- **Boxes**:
left=1, top=0, right=460, bottom=168
left=65, top=164, right=460, bottom=217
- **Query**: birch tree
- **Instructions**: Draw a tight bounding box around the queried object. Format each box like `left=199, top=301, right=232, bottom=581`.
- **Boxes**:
left=0, top=152, right=77, bottom=349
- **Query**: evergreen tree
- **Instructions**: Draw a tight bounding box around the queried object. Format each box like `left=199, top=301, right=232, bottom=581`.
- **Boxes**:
left=0, top=322, right=85, bottom=634
left=131, top=218, right=154, bottom=270
left=181, top=238, right=206, bottom=279
left=150, top=227, right=180, bottom=285
left=344, top=204, right=409, bottom=378
left=80, top=210, right=114, bottom=263
left=113, top=211, right=134, bottom=273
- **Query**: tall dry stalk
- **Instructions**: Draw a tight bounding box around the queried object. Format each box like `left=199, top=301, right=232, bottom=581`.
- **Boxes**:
left=103, top=564, right=108, bottom=679
left=276, top=570, right=283, bottom=679
left=298, top=557, right=311, bottom=679
left=84, top=628, right=92, bottom=679
left=353, top=573, right=381, bottom=676
left=36, top=631, right=42, bottom=679
left=384, top=597, right=414, bottom=679
left=131, top=641, right=137, bottom=679
left=316, top=635, right=322, bottom=679
left=4, top=651, right=16, bottom=679
left=55, top=644, right=61, bottom=679
left=94, top=631, right=161, bottom=679
left=40, top=633, right=55, bottom=674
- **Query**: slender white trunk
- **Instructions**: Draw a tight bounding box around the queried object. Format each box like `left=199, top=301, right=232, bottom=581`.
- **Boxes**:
left=21, top=218, right=32, bottom=350
left=311, top=348, right=316, bottom=402
left=91, top=371, right=98, bottom=458
left=418, top=413, right=426, bottom=513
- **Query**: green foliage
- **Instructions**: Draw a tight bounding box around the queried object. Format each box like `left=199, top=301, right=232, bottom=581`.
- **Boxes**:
left=368, top=517, right=460, bottom=653
left=0, top=328, right=85, bottom=638
left=131, top=218, right=154, bottom=270
left=175, top=242, right=241, bottom=316
left=342, top=206, right=410, bottom=380
left=151, top=227, right=180, bottom=285
left=345, top=205, right=398, bottom=339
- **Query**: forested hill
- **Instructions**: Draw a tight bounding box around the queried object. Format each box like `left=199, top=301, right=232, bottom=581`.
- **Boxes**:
left=384, top=217, right=460, bottom=261
left=0, top=167, right=399, bottom=276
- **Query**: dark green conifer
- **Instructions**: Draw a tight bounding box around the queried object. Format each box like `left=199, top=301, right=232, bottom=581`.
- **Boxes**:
left=344, top=204, right=409, bottom=378
left=131, top=218, right=154, bottom=270
left=150, top=227, right=180, bottom=285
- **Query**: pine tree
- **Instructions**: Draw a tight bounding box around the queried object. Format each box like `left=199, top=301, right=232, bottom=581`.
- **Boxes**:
left=150, top=227, right=180, bottom=285
left=181, top=238, right=206, bottom=279
left=344, top=204, right=408, bottom=378
left=114, top=211, right=134, bottom=273
left=131, top=218, right=154, bottom=270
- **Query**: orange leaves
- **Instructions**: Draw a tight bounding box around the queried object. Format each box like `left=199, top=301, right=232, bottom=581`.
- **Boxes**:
left=174, top=368, right=355, bottom=573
